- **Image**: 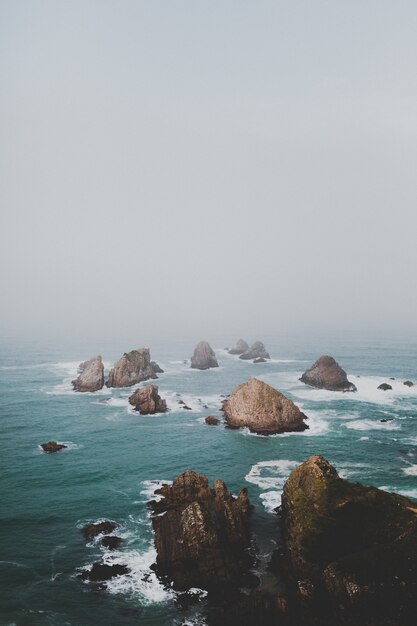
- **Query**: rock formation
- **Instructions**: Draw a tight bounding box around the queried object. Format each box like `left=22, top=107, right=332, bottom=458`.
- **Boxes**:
left=41, top=441, right=67, bottom=453
left=149, top=470, right=253, bottom=592
left=239, top=341, right=270, bottom=360
left=101, top=536, right=123, bottom=550
left=300, top=355, right=357, bottom=392
left=228, top=339, right=250, bottom=355
left=205, top=415, right=220, bottom=425
left=78, top=563, right=129, bottom=582
left=128, top=384, right=168, bottom=414
left=222, top=378, right=308, bottom=435
left=280, top=455, right=417, bottom=625
left=72, top=356, right=104, bottom=392
left=106, top=349, right=162, bottom=387
left=404, top=380, right=414, bottom=387
left=378, top=382, right=392, bottom=391
left=190, top=341, right=219, bottom=370
left=253, top=357, right=267, bottom=363
left=81, top=520, right=119, bottom=541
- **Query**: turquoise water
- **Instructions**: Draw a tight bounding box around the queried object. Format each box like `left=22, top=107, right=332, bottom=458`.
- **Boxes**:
left=1, top=335, right=417, bottom=625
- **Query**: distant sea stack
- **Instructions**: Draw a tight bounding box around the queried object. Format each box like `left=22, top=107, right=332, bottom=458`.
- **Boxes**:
left=228, top=339, right=249, bottom=355
left=128, top=384, right=167, bottom=414
left=222, top=378, right=308, bottom=435
left=72, top=356, right=104, bottom=392
left=190, top=341, right=219, bottom=370
left=300, top=355, right=357, bottom=392
left=239, top=341, right=270, bottom=360
left=107, top=348, right=162, bottom=387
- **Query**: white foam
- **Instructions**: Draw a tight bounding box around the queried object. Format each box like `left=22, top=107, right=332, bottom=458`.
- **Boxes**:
left=245, top=460, right=299, bottom=513
left=163, top=390, right=223, bottom=414
left=140, top=479, right=172, bottom=502
left=403, top=464, right=417, bottom=476
left=343, top=419, right=401, bottom=431
left=359, top=436, right=370, bottom=441
left=259, top=491, right=282, bottom=513
left=380, top=486, right=417, bottom=500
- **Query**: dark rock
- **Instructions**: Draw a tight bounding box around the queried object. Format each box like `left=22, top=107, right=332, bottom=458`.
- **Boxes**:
left=183, top=405, right=192, bottom=410
left=107, top=348, right=162, bottom=387
left=253, top=357, right=267, bottom=363
left=151, top=361, right=164, bottom=374
left=404, top=380, right=414, bottom=387
left=101, top=536, right=123, bottom=550
left=78, top=562, right=129, bottom=582
left=81, top=521, right=119, bottom=541
left=228, top=339, right=250, bottom=355
left=222, top=378, right=308, bottom=435
left=239, top=341, right=270, bottom=360
left=72, top=356, right=104, bottom=392
left=300, top=355, right=357, bottom=392
left=149, top=470, right=252, bottom=592
left=190, top=341, right=219, bottom=370
left=378, top=383, right=393, bottom=391
left=205, top=416, right=220, bottom=425
left=380, top=418, right=394, bottom=423
left=390, top=377, right=395, bottom=380
left=128, top=384, right=167, bottom=414
left=41, top=441, right=67, bottom=453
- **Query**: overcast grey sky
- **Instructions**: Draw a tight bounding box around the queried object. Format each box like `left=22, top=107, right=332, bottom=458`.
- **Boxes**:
left=1, top=0, right=416, bottom=343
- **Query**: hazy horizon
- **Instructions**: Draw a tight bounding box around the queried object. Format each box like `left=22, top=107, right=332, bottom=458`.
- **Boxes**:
left=1, top=1, right=417, bottom=343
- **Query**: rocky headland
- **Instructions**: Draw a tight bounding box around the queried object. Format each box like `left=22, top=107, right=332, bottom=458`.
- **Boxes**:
left=300, top=355, right=357, bottom=392
left=190, top=341, right=219, bottom=370
left=107, top=348, right=162, bottom=387
left=128, top=384, right=168, bottom=414
left=72, top=356, right=104, bottom=392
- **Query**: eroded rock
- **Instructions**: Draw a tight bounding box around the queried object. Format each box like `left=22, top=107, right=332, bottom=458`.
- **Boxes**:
left=41, top=441, right=67, bottom=453
left=107, top=349, right=162, bottom=387
left=128, top=384, right=167, bottom=415
left=205, top=416, right=220, bottom=425
left=72, top=356, right=104, bottom=392
left=190, top=341, right=219, bottom=370
left=239, top=341, right=270, bottom=360
left=300, top=355, right=357, bottom=392
left=228, top=339, right=250, bottom=355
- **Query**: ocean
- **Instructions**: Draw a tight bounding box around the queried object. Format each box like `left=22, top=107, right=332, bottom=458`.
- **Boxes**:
left=1, top=334, right=417, bottom=625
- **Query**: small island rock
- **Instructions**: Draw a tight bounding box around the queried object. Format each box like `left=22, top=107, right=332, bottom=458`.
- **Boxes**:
left=404, top=380, right=414, bottom=387
left=378, top=382, right=393, bottom=391
left=190, top=341, right=219, bottom=370
left=78, top=563, right=129, bottom=582
left=205, top=415, right=220, bottom=425
left=239, top=341, right=270, bottom=360
left=128, top=384, right=167, bottom=414
left=72, top=356, right=104, bottom=392
left=81, top=520, right=119, bottom=541
left=107, top=349, right=162, bottom=387
left=222, top=378, right=308, bottom=435
left=300, top=355, right=357, bottom=392
left=228, top=339, right=250, bottom=355
left=41, top=441, right=67, bottom=453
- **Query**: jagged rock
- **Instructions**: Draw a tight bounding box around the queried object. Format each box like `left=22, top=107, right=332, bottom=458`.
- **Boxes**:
left=81, top=520, right=119, bottom=541
left=151, top=361, right=164, bottom=374
left=404, top=380, right=414, bottom=387
left=190, top=341, right=219, bottom=370
left=378, top=383, right=392, bottom=391
left=72, top=356, right=104, bottom=392
left=222, top=378, right=308, bottom=435
left=41, top=441, right=67, bottom=453
left=128, top=384, right=167, bottom=415
left=300, top=355, right=357, bottom=392
left=205, top=416, right=220, bottom=425
left=78, top=563, right=129, bottom=582
left=107, top=349, right=162, bottom=387
left=281, top=455, right=417, bottom=625
left=239, top=341, right=270, bottom=360
left=101, top=536, right=123, bottom=550
left=149, top=470, right=252, bottom=592
left=253, top=357, right=267, bottom=363
left=228, top=339, right=250, bottom=355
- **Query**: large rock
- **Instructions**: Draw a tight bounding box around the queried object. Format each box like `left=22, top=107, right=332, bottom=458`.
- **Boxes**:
left=280, top=455, right=417, bottom=625
left=128, top=384, right=167, bottom=414
left=222, top=378, right=308, bottom=435
left=107, top=348, right=162, bottom=387
left=239, top=341, right=270, bottom=360
left=41, top=441, right=67, bottom=453
left=78, top=563, right=129, bottom=582
left=72, top=356, right=104, bottom=392
left=190, top=341, right=219, bottom=370
left=149, top=470, right=252, bottom=592
left=228, top=339, right=250, bottom=355
left=300, top=355, right=357, bottom=392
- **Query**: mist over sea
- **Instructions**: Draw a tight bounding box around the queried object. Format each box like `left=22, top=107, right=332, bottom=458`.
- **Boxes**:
left=1, top=334, right=417, bottom=625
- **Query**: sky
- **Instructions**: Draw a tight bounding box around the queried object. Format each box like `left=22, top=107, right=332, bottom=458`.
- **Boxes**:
left=1, top=0, right=417, bottom=344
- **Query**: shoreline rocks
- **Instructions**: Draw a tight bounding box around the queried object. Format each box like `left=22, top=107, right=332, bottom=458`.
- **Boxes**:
left=41, top=441, right=67, bottom=453
left=228, top=339, right=250, bottom=355
left=239, top=341, right=270, bottom=361
left=81, top=520, right=119, bottom=541
left=190, top=341, right=219, bottom=370
left=300, top=355, right=357, bottom=392
left=72, top=356, right=104, bottom=392
left=222, top=378, right=308, bottom=435
left=107, top=349, right=162, bottom=388
left=128, top=384, right=168, bottom=414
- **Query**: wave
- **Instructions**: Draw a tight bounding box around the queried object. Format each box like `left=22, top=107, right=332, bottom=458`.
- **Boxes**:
left=402, top=464, right=417, bottom=476
left=343, top=419, right=401, bottom=431
left=245, top=460, right=299, bottom=512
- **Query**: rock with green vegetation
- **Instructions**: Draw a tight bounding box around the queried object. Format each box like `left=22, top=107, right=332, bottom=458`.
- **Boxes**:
left=280, top=455, right=417, bottom=625
left=222, top=378, right=308, bottom=435
left=300, top=355, right=357, bottom=391
left=106, top=348, right=162, bottom=387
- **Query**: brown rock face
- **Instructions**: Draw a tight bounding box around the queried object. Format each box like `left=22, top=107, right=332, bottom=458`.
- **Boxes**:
left=107, top=349, right=162, bottom=387
left=239, top=341, right=270, bottom=360
left=222, top=378, right=308, bottom=435
left=149, top=470, right=252, bottom=591
left=190, top=341, right=219, bottom=370
left=72, top=356, right=104, bottom=392
left=300, top=355, right=357, bottom=392
left=128, top=384, right=167, bottom=414
left=280, top=455, right=417, bottom=625
left=228, top=339, right=250, bottom=355
left=205, top=415, right=220, bottom=425
left=81, top=520, right=119, bottom=541
left=41, top=441, right=67, bottom=453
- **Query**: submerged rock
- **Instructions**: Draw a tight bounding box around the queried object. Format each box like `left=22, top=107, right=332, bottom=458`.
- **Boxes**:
left=190, top=341, right=219, bottom=370
left=72, top=356, right=104, bottom=392
left=253, top=357, right=267, bottom=363
left=81, top=520, right=119, bottom=541
left=149, top=470, right=252, bottom=592
left=228, top=339, right=250, bottom=355
left=41, top=441, right=67, bottom=453
left=101, top=536, right=123, bottom=550
left=205, top=415, right=220, bottom=425
left=128, top=384, right=168, bottom=415
left=78, top=562, right=129, bottom=582
left=222, top=378, right=308, bottom=435
left=239, top=341, right=270, bottom=360
left=404, top=380, right=414, bottom=387
left=281, top=455, right=417, bottom=625
left=378, top=383, right=393, bottom=391
left=107, top=349, right=162, bottom=387
left=300, top=355, right=357, bottom=392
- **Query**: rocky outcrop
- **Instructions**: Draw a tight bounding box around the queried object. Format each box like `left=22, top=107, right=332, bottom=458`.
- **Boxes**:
left=78, top=563, right=129, bottom=582
left=222, top=378, right=308, bottom=435
left=378, top=383, right=392, bottom=391
left=404, top=380, right=414, bottom=387
left=300, top=355, right=357, bottom=392
left=72, top=356, right=104, bottom=392
left=228, top=339, right=250, bottom=355
left=280, top=455, right=417, bottom=625
left=253, top=357, right=267, bottom=363
left=106, top=349, right=162, bottom=387
left=101, top=536, right=123, bottom=550
left=41, top=441, right=67, bottom=453
left=149, top=470, right=252, bottom=592
left=128, top=384, right=168, bottom=414
left=190, top=341, right=219, bottom=370
left=81, top=520, right=119, bottom=541
left=205, top=415, right=220, bottom=425
left=239, top=341, right=270, bottom=360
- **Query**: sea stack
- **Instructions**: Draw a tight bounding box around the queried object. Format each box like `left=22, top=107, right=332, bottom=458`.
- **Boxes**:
left=149, top=470, right=252, bottom=591
left=239, top=341, right=270, bottom=360
left=72, top=356, right=104, bottom=392
left=128, top=384, right=167, bottom=414
left=107, top=348, right=162, bottom=387
left=190, top=341, right=219, bottom=370
left=281, top=455, right=417, bottom=624
left=222, top=378, right=308, bottom=435
left=300, top=355, right=357, bottom=392
left=228, top=339, right=250, bottom=355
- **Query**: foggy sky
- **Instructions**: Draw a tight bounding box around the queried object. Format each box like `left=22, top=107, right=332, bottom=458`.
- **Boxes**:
left=1, top=0, right=417, bottom=343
